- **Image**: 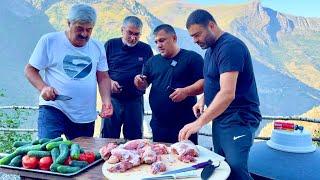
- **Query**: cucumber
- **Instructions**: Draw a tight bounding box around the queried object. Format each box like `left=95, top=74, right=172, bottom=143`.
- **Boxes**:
left=70, top=144, right=80, bottom=160
left=70, top=160, right=88, bottom=168
left=40, top=137, right=63, bottom=150
left=31, top=139, right=40, bottom=145
left=51, top=148, right=60, bottom=163
left=50, top=163, right=60, bottom=172
left=8, top=155, right=22, bottom=167
left=94, top=151, right=101, bottom=160
left=46, top=140, right=73, bottom=151
left=39, top=138, right=50, bottom=144
left=27, top=150, right=51, bottom=158
left=13, top=141, right=31, bottom=148
left=0, top=152, right=19, bottom=165
left=15, top=144, right=41, bottom=155
left=57, top=165, right=81, bottom=174
left=55, top=144, right=69, bottom=164
left=80, top=148, right=85, bottom=153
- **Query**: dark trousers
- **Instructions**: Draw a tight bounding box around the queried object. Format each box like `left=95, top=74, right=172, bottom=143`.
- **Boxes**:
left=102, top=97, right=143, bottom=140
left=212, top=121, right=257, bottom=180
left=150, top=119, right=198, bottom=144
left=38, top=105, right=94, bottom=140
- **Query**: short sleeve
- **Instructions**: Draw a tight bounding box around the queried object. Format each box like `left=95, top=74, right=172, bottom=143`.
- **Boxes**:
left=97, top=41, right=109, bottom=72
left=28, top=35, right=49, bottom=70
left=189, top=51, right=204, bottom=82
left=217, top=42, right=245, bottom=74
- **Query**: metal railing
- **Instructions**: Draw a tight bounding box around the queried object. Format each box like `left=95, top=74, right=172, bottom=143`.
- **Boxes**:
left=1, top=105, right=320, bottom=141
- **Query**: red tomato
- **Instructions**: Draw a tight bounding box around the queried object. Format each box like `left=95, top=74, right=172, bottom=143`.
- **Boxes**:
left=79, top=152, right=95, bottom=164
left=64, top=156, right=72, bottom=165
left=22, top=155, right=39, bottom=169
left=39, top=156, right=53, bottom=171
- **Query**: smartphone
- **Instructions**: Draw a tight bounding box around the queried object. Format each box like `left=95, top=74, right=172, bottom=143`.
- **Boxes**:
left=166, top=86, right=176, bottom=94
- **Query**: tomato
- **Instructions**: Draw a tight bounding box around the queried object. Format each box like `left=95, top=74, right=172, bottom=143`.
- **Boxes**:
left=64, top=156, right=72, bottom=165
left=79, top=152, right=95, bottom=164
left=39, top=156, right=53, bottom=171
left=22, top=155, right=39, bottom=169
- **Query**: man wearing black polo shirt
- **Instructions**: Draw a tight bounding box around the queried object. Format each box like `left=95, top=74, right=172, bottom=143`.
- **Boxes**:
left=102, top=16, right=153, bottom=139
left=134, top=24, right=204, bottom=144
left=179, top=9, right=261, bottom=180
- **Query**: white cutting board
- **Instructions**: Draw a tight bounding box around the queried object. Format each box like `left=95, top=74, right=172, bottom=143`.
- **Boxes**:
left=102, top=145, right=230, bottom=180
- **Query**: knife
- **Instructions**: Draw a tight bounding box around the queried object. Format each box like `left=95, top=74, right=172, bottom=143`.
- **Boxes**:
left=55, top=95, right=72, bottom=101
left=161, top=159, right=212, bottom=175
left=141, top=171, right=198, bottom=180
left=200, top=162, right=220, bottom=180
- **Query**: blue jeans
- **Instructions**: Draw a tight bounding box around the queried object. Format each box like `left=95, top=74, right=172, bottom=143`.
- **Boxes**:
left=38, top=105, right=94, bottom=140
left=102, top=97, right=143, bottom=139
left=212, top=121, right=258, bottom=180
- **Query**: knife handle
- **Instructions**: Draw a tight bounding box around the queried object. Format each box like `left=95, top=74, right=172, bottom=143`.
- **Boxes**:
left=192, top=160, right=212, bottom=169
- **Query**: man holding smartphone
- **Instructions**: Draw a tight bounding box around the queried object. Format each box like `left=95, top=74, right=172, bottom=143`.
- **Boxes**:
left=134, top=24, right=204, bottom=144
left=102, top=16, right=153, bottom=140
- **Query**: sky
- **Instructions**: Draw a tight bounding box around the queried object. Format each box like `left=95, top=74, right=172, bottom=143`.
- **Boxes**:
left=186, top=0, right=320, bottom=17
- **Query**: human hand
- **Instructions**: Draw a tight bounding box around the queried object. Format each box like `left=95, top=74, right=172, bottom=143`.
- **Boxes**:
left=192, top=100, right=205, bottom=118
left=169, top=88, right=188, bottom=102
left=134, top=75, right=148, bottom=90
left=178, top=121, right=203, bottom=141
left=99, top=103, right=113, bottom=118
left=40, top=86, right=57, bottom=101
left=111, top=80, right=122, bottom=93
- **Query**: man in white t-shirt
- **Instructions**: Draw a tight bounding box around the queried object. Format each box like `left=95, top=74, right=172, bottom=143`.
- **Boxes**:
left=24, top=4, right=113, bottom=139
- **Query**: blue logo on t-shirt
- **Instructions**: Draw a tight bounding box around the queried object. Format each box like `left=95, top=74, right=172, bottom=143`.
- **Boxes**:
left=63, top=55, right=92, bottom=79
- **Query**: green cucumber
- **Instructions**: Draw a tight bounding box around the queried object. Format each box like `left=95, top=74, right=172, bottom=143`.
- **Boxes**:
left=39, top=138, right=50, bottom=144
left=55, top=144, right=69, bottom=164
left=27, top=150, right=51, bottom=158
left=94, top=151, right=101, bottom=160
left=13, top=141, right=31, bottom=148
left=50, top=163, right=60, bottom=172
left=57, top=165, right=81, bottom=174
left=70, top=144, right=80, bottom=160
left=70, top=160, right=88, bottom=168
left=40, top=137, right=63, bottom=150
left=15, top=144, right=41, bottom=155
left=0, top=152, right=19, bottom=165
left=46, top=140, right=72, bottom=151
left=51, top=148, right=60, bottom=163
left=31, top=139, right=40, bottom=145
left=8, top=155, right=22, bottom=167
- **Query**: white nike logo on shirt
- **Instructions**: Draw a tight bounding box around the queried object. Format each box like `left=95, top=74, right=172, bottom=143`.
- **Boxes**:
left=233, top=135, right=246, bottom=140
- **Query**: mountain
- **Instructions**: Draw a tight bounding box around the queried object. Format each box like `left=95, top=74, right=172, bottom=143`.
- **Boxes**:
left=0, top=0, right=55, bottom=106
left=1, top=0, right=319, bottom=117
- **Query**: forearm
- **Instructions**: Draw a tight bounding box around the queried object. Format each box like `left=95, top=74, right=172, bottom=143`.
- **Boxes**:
left=183, top=79, right=204, bottom=96
left=97, top=71, right=112, bottom=104
left=24, top=64, right=47, bottom=92
left=197, top=90, right=234, bottom=126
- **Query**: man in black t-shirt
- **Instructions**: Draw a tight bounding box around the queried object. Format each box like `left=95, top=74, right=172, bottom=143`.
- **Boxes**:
left=102, top=16, right=153, bottom=140
left=179, top=9, right=261, bottom=180
left=134, top=24, right=204, bottom=144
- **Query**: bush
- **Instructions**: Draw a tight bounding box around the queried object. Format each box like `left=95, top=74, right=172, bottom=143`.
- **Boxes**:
left=0, top=91, right=33, bottom=153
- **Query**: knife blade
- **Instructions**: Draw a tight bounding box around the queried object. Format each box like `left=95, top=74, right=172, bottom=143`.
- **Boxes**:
left=55, top=95, right=72, bottom=101
left=141, top=171, right=198, bottom=180
left=161, top=159, right=212, bottom=175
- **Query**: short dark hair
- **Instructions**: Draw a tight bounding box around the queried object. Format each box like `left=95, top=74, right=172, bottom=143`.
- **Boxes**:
left=123, top=16, right=143, bottom=29
left=186, top=9, right=216, bottom=29
left=153, top=24, right=176, bottom=36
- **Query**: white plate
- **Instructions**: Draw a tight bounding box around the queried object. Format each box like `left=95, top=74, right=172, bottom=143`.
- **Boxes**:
left=102, top=145, right=230, bottom=180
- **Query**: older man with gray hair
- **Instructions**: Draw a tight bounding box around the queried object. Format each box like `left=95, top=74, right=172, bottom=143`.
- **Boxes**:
left=102, top=16, right=153, bottom=140
left=24, top=4, right=113, bottom=139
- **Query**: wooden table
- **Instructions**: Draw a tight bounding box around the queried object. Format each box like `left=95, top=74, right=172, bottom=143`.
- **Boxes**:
left=0, top=137, right=122, bottom=180
left=0, top=137, right=231, bottom=180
